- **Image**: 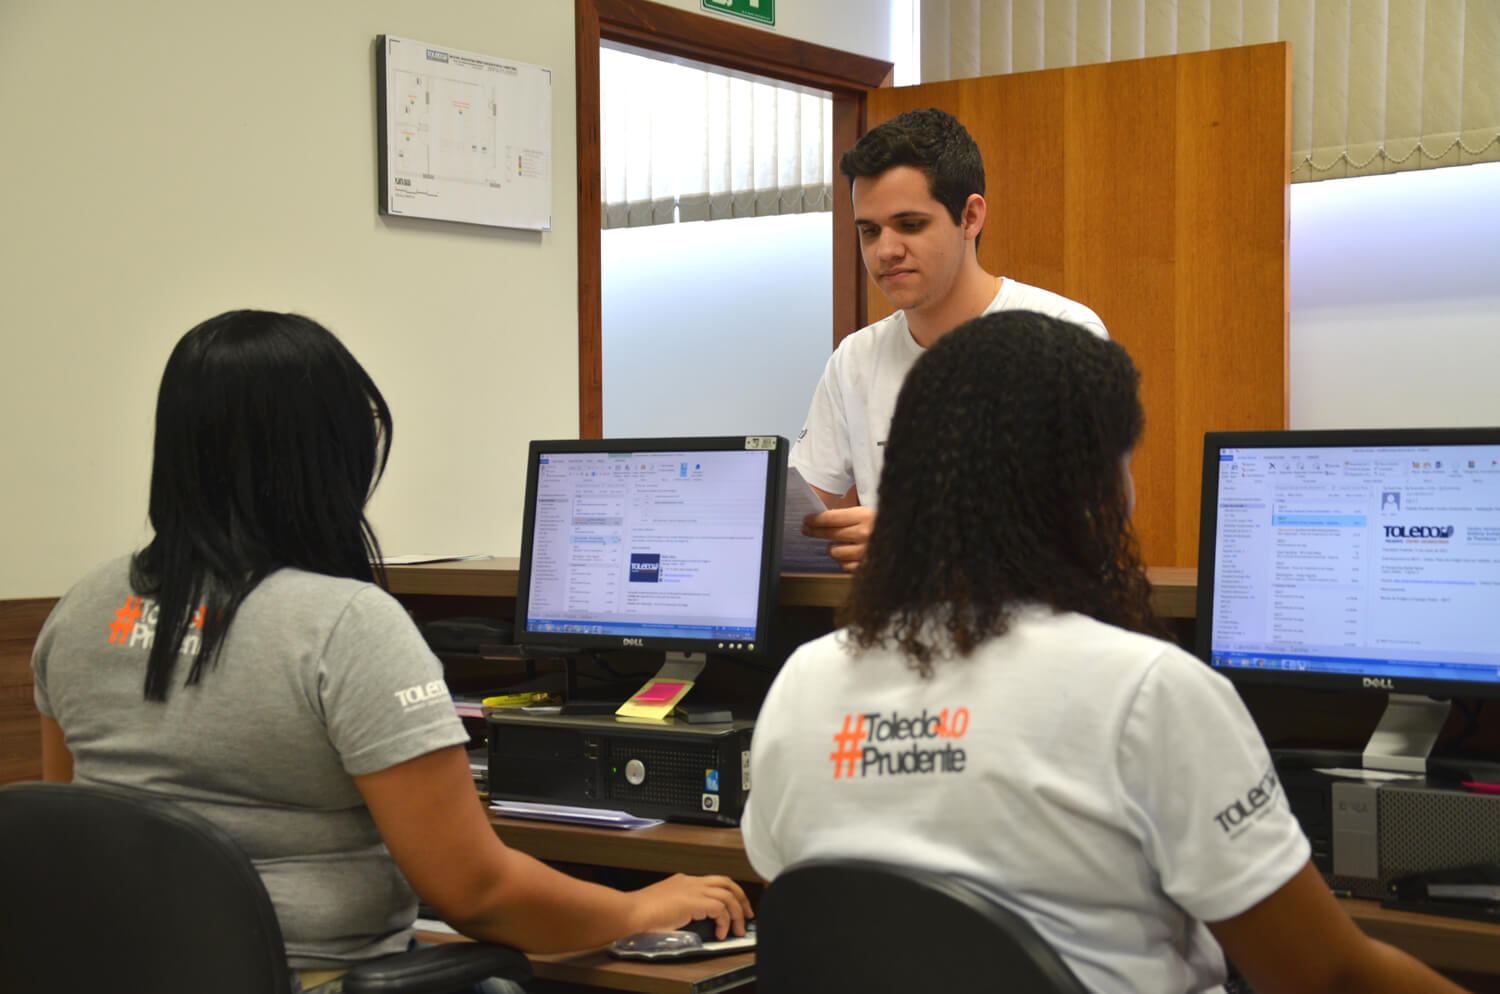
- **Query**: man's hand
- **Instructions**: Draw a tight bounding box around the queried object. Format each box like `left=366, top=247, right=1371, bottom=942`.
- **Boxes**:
left=803, top=505, right=876, bottom=572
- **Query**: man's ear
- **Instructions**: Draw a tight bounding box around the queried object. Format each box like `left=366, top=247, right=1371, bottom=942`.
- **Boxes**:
left=962, top=193, right=986, bottom=241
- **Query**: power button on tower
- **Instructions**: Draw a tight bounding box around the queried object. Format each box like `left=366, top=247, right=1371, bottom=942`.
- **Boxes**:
left=624, top=759, right=646, bottom=785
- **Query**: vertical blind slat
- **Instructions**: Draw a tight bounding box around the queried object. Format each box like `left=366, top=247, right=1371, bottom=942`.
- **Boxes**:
left=600, top=48, right=833, bottom=227
left=922, top=0, right=1500, bottom=182
left=980, top=0, right=1014, bottom=76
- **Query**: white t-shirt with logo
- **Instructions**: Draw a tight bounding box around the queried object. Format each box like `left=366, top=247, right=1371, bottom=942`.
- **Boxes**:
left=742, top=608, right=1309, bottom=993
left=789, top=279, right=1107, bottom=505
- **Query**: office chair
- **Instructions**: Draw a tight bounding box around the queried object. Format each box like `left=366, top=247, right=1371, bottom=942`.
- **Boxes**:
left=0, top=781, right=531, bottom=994
left=756, top=858, right=1092, bottom=993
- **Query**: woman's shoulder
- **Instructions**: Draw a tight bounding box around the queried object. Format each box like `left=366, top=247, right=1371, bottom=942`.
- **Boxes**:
left=250, top=569, right=400, bottom=617
left=769, top=629, right=866, bottom=692
left=1041, top=610, right=1233, bottom=701
left=49, top=554, right=136, bottom=609
left=235, top=571, right=425, bottom=660
left=1018, top=608, right=1192, bottom=673
left=781, top=628, right=853, bottom=671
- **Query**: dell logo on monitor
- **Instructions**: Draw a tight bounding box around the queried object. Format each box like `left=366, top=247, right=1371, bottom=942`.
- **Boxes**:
left=1362, top=677, right=1396, bottom=690
left=622, top=637, right=645, bottom=647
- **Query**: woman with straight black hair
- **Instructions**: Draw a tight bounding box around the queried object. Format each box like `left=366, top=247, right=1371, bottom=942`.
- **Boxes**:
left=741, top=311, right=1464, bottom=994
left=33, top=310, right=750, bottom=993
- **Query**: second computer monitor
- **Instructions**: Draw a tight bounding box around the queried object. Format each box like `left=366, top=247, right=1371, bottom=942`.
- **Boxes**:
left=1195, top=428, right=1500, bottom=772
left=514, top=436, right=787, bottom=658
left=1195, top=427, right=1500, bottom=698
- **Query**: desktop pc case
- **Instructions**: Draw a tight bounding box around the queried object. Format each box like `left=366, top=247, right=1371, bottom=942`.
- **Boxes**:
left=486, top=712, right=754, bottom=827
left=1281, top=767, right=1500, bottom=900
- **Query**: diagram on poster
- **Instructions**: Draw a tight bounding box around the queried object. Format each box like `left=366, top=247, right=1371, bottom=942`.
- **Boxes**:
left=377, top=35, right=552, bottom=230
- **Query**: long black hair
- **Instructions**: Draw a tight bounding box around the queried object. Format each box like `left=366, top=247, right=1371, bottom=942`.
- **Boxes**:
left=131, top=310, right=392, bottom=700
left=845, top=310, right=1163, bottom=673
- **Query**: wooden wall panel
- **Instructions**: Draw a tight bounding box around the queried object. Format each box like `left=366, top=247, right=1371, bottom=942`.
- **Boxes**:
left=1171, top=44, right=1292, bottom=562
left=864, top=43, right=1290, bottom=567
left=0, top=598, right=54, bottom=785
left=1064, top=55, right=1181, bottom=578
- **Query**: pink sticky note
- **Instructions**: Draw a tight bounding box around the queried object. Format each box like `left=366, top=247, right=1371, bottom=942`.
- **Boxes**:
left=632, top=680, right=686, bottom=703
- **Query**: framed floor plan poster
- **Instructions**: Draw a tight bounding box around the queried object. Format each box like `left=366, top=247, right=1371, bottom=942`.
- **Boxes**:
left=377, top=35, right=552, bottom=231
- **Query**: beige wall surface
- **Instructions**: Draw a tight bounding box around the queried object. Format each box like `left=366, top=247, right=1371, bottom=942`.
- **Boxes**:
left=0, top=0, right=894, bottom=600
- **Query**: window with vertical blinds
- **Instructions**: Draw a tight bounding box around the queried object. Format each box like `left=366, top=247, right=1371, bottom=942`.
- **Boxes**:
left=920, top=0, right=1500, bottom=181
left=600, top=45, right=835, bottom=227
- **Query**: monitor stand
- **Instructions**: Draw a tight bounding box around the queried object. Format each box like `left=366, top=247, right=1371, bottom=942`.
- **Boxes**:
left=557, top=655, right=648, bottom=716
left=648, top=652, right=708, bottom=692
left=1361, top=693, right=1453, bottom=774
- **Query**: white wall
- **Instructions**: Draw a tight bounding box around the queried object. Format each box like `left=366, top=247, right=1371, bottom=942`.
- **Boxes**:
left=1290, top=162, right=1500, bottom=430
left=0, top=0, right=580, bottom=598
left=0, top=0, right=897, bottom=599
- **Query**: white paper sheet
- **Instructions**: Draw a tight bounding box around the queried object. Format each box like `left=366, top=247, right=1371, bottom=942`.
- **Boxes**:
left=779, top=467, right=843, bottom=573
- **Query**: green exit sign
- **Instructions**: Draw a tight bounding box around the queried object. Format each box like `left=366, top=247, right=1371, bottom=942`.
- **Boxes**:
left=702, top=0, right=775, bottom=27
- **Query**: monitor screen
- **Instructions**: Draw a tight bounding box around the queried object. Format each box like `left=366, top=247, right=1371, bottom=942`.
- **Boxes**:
left=1195, top=428, right=1500, bottom=700
left=514, top=436, right=787, bottom=658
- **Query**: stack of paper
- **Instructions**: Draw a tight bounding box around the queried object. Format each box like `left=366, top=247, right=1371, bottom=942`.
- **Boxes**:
left=490, top=800, right=663, bottom=830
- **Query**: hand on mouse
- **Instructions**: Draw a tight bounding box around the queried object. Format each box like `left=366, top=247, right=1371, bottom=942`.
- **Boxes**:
left=627, top=873, right=752, bottom=941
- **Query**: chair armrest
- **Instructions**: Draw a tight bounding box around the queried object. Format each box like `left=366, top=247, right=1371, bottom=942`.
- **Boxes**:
left=341, top=942, right=532, bottom=994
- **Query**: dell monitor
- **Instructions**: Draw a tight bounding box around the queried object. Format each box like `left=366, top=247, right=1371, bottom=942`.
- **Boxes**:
left=1196, top=428, right=1500, bottom=774
left=514, top=435, right=787, bottom=669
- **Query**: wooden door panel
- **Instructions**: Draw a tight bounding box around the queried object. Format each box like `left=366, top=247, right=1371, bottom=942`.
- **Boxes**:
left=862, top=43, right=1290, bottom=567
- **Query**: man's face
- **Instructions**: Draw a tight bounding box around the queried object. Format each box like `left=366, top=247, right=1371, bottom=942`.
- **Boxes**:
left=851, top=165, right=975, bottom=315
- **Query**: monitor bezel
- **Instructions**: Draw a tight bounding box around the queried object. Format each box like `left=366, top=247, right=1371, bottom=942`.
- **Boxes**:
left=513, top=435, right=787, bottom=659
left=1194, top=426, right=1500, bottom=700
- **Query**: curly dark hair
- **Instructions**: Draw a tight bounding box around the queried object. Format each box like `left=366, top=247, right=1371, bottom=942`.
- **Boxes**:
left=838, top=107, right=984, bottom=228
left=845, top=311, right=1164, bottom=674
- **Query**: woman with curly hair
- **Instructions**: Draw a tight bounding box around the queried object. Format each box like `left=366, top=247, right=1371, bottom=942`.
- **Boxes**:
left=742, top=311, right=1463, bottom=993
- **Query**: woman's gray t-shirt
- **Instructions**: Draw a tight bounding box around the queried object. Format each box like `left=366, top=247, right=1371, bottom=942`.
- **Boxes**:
left=32, top=557, right=470, bottom=969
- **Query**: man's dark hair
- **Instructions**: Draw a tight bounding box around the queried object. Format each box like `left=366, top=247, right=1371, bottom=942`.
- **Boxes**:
left=131, top=309, right=392, bottom=700
left=838, top=107, right=985, bottom=226
left=845, top=311, right=1163, bottom=673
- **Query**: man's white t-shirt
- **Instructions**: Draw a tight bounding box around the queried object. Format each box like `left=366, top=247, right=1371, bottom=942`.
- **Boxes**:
left=789, top=279, right=1107, bottom=505
left=742, top=608, right=1310, bottom=993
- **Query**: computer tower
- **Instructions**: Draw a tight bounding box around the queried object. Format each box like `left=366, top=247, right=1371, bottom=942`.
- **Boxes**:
left=1283, top=767, right=1500, bottom=900
left=486, top=712, right=753, bottom=827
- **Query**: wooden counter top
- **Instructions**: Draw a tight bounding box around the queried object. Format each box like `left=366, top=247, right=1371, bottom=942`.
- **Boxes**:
left=384, top=560, right=1200, bottom=618
left=476, top=816, right=1500, bottom=980
left=418, top=924, right=754, bottom=994
left=488, top=812, right=761, bottom=882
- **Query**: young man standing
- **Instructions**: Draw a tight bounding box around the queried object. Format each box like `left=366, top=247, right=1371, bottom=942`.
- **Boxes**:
left=791, top=108, right=1107, bottom=570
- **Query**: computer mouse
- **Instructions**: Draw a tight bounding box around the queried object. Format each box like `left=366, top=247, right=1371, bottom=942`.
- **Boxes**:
left=681, top=917, right=723, bottom=942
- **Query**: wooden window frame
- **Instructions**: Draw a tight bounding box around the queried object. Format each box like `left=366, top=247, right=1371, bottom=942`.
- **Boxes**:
left=575, top=0, right=893, bottom=437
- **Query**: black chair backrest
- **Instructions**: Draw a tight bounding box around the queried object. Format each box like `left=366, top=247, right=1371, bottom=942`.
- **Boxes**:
left=756, top=858, right=1093, bottom=993
left=0, top=781, right=294, bottom=994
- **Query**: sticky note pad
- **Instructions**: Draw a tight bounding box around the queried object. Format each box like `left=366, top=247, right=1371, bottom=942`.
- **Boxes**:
left=614, top=657, right=706, bottom=722
left=631, top=680, right=687, bottom=704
